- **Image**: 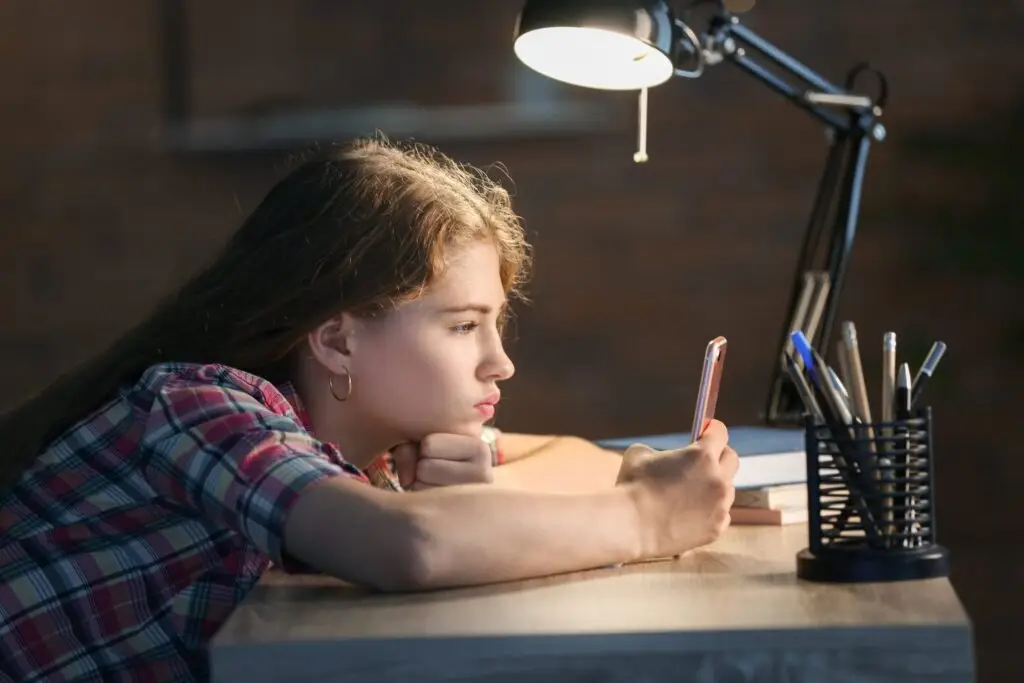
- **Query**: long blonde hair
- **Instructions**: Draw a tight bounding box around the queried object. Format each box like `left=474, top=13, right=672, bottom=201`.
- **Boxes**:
left=0, top=136, right=532, bottom=492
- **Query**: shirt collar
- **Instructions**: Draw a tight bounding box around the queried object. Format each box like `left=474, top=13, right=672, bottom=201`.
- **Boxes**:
left=275, top=380, right=404, bottom=491
left=275, top=381, right=316, bottom=435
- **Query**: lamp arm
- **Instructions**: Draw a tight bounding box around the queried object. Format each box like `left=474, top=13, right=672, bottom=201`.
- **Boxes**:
left=701, top=15, right=885, bottom=129
left=762, top=124, right=876, bottom=425
left=681, top=11, right=889, bottom=424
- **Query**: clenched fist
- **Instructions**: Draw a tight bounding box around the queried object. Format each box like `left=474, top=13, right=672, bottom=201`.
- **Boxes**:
left=391, top=433, right=494, bottom=491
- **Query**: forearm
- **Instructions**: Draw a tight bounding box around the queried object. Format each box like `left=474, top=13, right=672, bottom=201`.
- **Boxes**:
left=495, top=432, right=559, bottom=463
left=408, top=483, right=641, bottom=588
left=284, top=475, right=641, bottom=592
left=493, top=436, right=623, bottom=494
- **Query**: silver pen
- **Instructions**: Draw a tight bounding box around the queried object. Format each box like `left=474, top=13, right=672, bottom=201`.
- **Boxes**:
left=896, top=362, right=914, bottom=546
left=881, top=332, right=897, bottom=426
left=879, top=332, right=898, bottom=538
left=911, top=341, right=946, bottom=408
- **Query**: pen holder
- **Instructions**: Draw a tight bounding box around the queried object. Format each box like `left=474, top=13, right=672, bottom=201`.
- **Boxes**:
left=796, top=406, right=951, bottom=583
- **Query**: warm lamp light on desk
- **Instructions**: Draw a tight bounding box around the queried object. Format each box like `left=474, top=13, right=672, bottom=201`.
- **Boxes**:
left=512, top=0, right=890, bottom=426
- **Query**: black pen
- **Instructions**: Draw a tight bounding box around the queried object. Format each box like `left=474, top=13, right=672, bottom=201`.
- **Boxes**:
left=798, top=343, right=886, bottom=544
left=783, top=347, right=859, bottom=535
left=911, top=341, right=946, bottom=408
left=895, top=362, right=913, bottom=547
left=826, top=363, right=891, bottom=524
left=792, top=330, right=859, bottom=441
left=895, top=363, right=912, bottom=420
left=783, top=350, right=825, bottom=423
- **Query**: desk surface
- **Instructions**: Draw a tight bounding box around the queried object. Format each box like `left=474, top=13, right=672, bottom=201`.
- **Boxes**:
left=211, top=524, right=974, bottom=682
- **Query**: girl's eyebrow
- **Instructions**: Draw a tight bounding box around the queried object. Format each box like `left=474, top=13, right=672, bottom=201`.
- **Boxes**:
left=436, top=302, right=508, bottom=315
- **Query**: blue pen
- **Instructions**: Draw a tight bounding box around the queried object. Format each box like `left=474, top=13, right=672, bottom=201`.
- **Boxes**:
left=789, top=330, right=819, bottom=385
left=790, top=329, right=885, bottom=546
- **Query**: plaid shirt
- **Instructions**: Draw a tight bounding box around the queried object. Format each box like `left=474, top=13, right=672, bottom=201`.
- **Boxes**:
left=0, top=362, right=502, bottom=682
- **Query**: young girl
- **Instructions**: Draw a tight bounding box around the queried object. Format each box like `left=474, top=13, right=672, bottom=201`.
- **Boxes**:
left=0, top=137, right=738, bottom=682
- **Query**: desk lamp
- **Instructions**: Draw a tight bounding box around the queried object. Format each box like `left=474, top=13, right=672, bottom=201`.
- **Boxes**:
left=512, top=0, right=889, bottom=425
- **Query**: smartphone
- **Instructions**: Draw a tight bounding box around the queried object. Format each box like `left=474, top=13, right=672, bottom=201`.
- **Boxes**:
left=690, top=336, right=727, bottom=442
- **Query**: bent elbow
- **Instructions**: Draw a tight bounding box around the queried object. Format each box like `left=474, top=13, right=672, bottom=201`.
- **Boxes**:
left=368, top=509, right=444, bottom=593
left=283, top=477, right=451, bottom=593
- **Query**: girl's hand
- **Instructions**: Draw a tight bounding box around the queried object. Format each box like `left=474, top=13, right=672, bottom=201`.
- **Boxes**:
left=392, top=434, right=494, bottom=490
left=615, top=419, right=739, bottom=558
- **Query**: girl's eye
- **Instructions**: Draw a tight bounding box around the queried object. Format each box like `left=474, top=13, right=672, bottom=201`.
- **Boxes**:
left=451, top=322, right=479, bottom=334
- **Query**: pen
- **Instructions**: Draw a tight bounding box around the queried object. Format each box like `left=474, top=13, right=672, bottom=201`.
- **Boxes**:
left=824, top=364, right=891, bottom=511
left=799, top=341, right=885, bottom=545
left=824, top=366, right=856, bottom=425
left=840, top=321, right=889, bottom=532
left=840, top=321, right=874, bottom=425
left=794, top=330, right=860, bottom=440
left=788, top=335, right=873, bottom=531
left=789, top=330, right=820, bottom=386
left=895, top=362, right=913, bottom=547
left=911, top=341, right=946, bottom=408
left=816, top=350, right=878, bottom=479
left=790, top=332, right=842, bottom=434
left=879, top=332, right=898, bottom=542
left=806, top=342, right=855, bottom=435
left=784, top=350, right=860, bottom=539
left=881, top=332, right=897, bottom=427
left=782, top=350, right=825, bottom=423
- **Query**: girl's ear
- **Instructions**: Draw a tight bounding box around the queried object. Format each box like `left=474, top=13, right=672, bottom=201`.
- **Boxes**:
left=306, top=313, right=358, bottom=375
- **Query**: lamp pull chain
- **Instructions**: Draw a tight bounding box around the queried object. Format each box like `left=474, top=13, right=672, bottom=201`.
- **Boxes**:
left=633, top=87, right=649, bottom=163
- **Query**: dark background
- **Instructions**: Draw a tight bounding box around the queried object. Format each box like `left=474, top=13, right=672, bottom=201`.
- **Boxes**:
left=2, top=1, right=1021, bottom=680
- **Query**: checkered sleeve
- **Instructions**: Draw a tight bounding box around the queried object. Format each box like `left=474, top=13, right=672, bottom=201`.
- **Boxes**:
left=140, top=380, right=357, bottom=565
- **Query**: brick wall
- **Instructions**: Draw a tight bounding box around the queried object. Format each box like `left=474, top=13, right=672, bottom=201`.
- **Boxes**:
left=1, top=1, right=1022, bottom=679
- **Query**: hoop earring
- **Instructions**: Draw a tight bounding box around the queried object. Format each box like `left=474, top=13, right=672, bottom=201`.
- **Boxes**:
left=328, top=370, right=352, bottom=402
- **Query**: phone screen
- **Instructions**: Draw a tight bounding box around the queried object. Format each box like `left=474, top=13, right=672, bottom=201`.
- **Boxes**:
left=691, top=337, right=727, bottom=441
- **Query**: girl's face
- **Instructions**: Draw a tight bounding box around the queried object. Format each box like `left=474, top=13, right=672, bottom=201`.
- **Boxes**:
left=344, top=240, right=515, bottom=444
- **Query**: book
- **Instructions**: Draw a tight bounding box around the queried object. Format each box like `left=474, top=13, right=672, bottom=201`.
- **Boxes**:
left=730, top=504, right=808, bottom=526
left=733, top=483, right=808, bottom=509
left=595, top=425, right=805, bottom=489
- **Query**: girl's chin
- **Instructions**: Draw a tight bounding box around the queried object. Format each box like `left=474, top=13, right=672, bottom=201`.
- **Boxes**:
left=402, top=420, right=484, bottom=441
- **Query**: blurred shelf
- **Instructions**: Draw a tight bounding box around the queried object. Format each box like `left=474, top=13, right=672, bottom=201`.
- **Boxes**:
left=161, top=100, right=622, bottom=153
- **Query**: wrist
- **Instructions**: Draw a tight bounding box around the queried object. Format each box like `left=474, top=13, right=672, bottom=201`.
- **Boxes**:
left=612, top=485, right=647, bottom=564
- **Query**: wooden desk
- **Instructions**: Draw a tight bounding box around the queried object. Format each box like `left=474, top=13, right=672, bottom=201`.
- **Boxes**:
left=210, top=524, right=974, bottom=682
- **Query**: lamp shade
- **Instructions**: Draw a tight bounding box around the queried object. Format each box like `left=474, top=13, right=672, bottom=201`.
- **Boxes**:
left=513, top=0, right=680, bottom=90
